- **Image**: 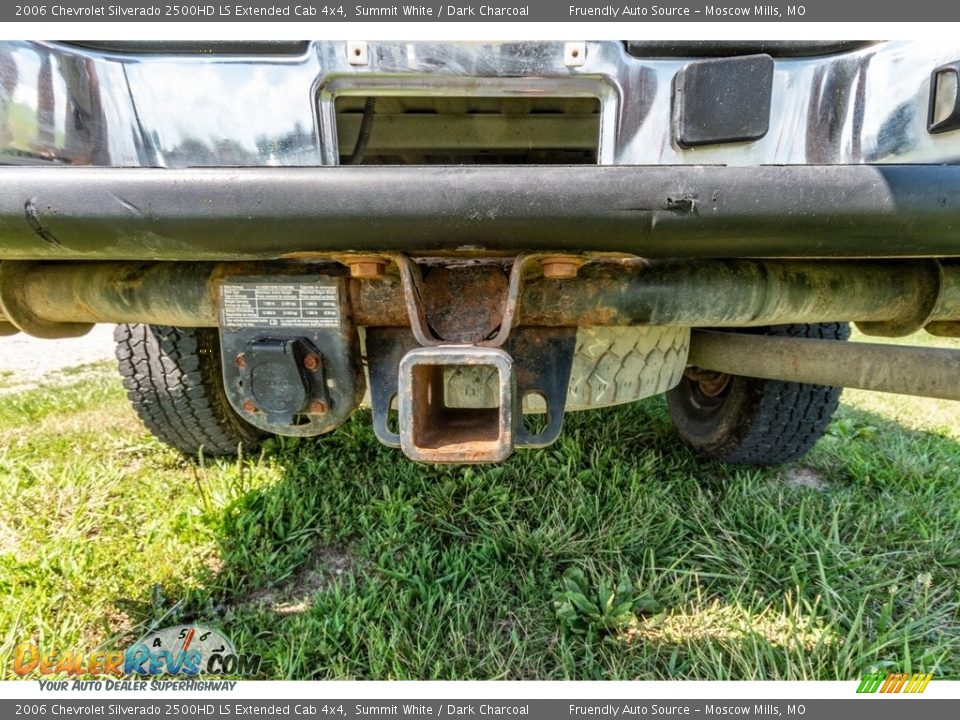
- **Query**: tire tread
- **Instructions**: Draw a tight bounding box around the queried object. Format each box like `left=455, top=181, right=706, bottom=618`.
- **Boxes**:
left=114, top=323, right=265, bottom=457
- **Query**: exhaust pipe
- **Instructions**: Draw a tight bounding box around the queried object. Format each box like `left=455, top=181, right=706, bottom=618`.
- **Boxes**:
left=688, top=330, right=960, bottom=401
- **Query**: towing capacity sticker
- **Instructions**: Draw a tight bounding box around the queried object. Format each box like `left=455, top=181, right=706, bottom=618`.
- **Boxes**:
left=219, top=282, right=340, bottom=329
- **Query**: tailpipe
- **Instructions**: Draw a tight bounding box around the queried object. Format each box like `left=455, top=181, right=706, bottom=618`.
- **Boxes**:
left=688, top=330, right=960, bottom=401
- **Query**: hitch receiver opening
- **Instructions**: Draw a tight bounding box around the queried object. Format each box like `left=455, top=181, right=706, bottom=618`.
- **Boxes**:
left=398, top=347, right=515, bottom=464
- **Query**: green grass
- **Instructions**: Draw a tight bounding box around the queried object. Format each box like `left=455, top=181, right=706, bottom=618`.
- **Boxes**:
left=0, top=331, right=958, bottom=680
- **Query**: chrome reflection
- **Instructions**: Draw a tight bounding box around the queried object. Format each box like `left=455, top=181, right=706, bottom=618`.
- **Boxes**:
left=1, top=40, right=959, bottom=167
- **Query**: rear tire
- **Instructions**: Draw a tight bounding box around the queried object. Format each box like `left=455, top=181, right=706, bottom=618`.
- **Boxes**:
left=666, top=323, right=849, bottom=466
left=115, top=324, right=268, bottom=457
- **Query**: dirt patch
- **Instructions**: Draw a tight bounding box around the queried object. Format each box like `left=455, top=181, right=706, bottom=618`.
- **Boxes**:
left=243, top=545, right=355, bottom=616
left=0, top=325, right=117, bottom=394
left=98, top=605, right=139, bottom=646
left=0, top=520, right=20, bottom=560
left=37, top=407, right=142, bottom=437
left=782, top=467, right=827, bottom=491
left=622, top=599, right=836, bottom=652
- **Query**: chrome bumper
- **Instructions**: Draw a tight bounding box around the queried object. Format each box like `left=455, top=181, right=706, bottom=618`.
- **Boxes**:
left=1, top=40, right=959, bottom=168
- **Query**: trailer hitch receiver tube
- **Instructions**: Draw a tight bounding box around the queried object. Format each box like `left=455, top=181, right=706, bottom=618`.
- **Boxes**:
left=398, top=346, right=515, bottom=464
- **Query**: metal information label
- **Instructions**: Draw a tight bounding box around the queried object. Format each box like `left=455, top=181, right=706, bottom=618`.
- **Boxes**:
left=219, top=283, right=340, bottom=329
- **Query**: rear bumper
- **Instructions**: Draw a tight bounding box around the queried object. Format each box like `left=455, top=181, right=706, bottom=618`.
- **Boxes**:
left=4, top=40, right=960, bottom=168
left=2, top=164, right=960, bottom=261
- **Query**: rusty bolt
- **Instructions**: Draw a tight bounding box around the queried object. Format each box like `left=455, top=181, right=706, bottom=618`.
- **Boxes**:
left=235, top=353, right=247, bottom=369
left=303, top=353, right=322, bottom=372
left=540, top=256, right=585, bottom=280
left=241, top=399, right=258, bottom=413
left=308, top=399, right=328, bottom=414
left=347, top=258, right=387, bottom=279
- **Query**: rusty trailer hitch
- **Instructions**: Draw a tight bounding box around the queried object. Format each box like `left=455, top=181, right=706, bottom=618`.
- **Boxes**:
left=397, top=346, right=517, bottom=463
left=368, top=255, right=578, bottom=463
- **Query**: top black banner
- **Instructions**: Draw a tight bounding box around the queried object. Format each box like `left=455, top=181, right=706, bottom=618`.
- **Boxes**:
left=5, top=0, right=958, bottom=22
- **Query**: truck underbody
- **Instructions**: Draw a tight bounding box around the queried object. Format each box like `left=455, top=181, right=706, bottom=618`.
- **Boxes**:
left=1, top=40, right=958, bottom=463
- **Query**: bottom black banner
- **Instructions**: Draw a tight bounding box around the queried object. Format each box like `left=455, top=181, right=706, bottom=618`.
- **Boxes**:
left=4, top=699, right=956, bottom=719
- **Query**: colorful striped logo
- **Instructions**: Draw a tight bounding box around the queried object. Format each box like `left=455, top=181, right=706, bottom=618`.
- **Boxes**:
left=857, top=672, right=933, bottom=694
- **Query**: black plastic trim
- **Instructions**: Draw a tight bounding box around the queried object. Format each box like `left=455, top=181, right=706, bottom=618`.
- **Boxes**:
left=672, top=54, right=774, bottom=147
left=929, top=63, right=960, bottom=134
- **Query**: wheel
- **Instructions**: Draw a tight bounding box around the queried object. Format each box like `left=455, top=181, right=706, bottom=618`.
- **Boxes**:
left=115, top=324, right=268, bottom=457
left=666, top=323, right=849, bottom=466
